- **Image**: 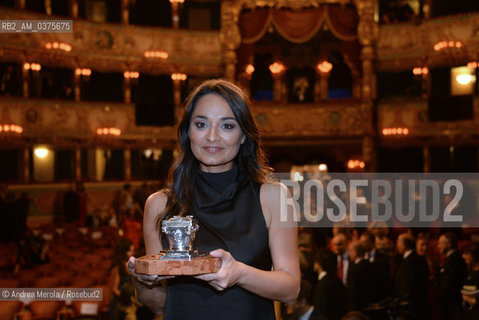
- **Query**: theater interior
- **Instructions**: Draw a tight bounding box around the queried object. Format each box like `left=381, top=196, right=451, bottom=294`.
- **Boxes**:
left=0, top=0, right=479, bottom=319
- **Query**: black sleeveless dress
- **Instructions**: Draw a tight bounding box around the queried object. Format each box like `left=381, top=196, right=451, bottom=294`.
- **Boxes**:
left=163, top=166, right=275, bottom=320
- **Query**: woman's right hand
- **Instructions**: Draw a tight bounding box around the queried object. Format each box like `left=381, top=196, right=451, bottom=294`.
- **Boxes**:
left=126, top=256, right=174, bottom=287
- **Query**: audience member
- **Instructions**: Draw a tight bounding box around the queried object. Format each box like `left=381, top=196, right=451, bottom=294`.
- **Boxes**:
left=0, top=65, right=19, bottom=95
left=53, top=190, right=65, bottom=224
left=133, top=182, right=151, bottom=211
left=438, top=232, right=468, bottom=320
left=14, top=228, right=50, bottom=273
left=12, top=192, right=31, bottom=240
left=76, top=181, right=88, bottom=224
left=63, top=182, right=80, bottom=223
left=346, top=241, right=374, bottom=311
left=381, top=0, right=416, bottom=24
left=461, top=243, right=479, bottom=319
left=360, top=231, right=391, bottom=301
left=86, top=208, right=103, bottom=229
left=109, top=239, right=135, bottom=320
left=108, top=207, right=119, bottom=228
left=299, top=230, right=318, bottom=288
left=312, top=248, right=348, bottom=320
left=118, top=281, right=141, bottom=320
left=285, top=280, right=320, bottom=320
left=331, top=233, right=349, bottom=285
left=416, top=234, right=428, bottom=256
left=367, top=222, right=392, bottom=253
left=120, top=183, right=135, bottom=211
left=416, top=234, right=436, bottom=280
left=395, top=233, right=430, bottom=319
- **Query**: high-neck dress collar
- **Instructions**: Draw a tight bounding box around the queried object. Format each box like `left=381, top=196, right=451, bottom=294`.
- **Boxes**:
left=195, top=165, right=247, bottom=212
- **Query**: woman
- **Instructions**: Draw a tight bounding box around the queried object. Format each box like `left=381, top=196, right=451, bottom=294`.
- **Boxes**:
left=110, top=239, right=136, bottom=320
left=462, top=243, right=479, bottom=319
left=128, top=79, right=300, bottom=319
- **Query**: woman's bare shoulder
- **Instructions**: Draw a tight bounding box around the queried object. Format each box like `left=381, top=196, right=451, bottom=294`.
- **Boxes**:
left=144, top=190, right=168, bottom=219
left=146, top=190, right=168, bottom=203
left=260, top=181, right=296, bottom=228
left=260, top=181, right=288, bottom=202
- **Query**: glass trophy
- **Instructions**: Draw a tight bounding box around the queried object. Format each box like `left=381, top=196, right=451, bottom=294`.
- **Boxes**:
left=135, top=216, right=221, bottom=275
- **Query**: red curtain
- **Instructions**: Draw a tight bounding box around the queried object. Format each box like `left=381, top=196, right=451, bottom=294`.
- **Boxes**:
left=271, top=8, right=325, bottom=44
left=239, top=5, right=359, bottom=44
left=326, top=5, right=359, bottom=41
left=240, top=9, right=272, bottom=44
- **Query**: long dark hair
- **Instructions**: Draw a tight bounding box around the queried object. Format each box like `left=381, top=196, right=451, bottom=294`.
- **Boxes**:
left=156, top=79, right=270, bottom=229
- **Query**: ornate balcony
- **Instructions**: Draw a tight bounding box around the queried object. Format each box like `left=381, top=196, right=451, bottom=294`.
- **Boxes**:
left=377, top=11, right=479, bottom=71
left=0, top=96, right=366, bottom=148
left=0, top=7, right=223, bottom=76
left=378, top=98, right=479, bottom=146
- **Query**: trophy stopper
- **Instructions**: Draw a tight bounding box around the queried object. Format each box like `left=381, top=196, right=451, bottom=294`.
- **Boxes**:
left=162, top=215, right=198, bottom=252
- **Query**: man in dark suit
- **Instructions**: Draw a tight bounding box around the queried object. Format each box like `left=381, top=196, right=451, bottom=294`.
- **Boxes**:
left=438, top=232, right=467, bottom=320
left=346, top=241, right=375, bottom=312
left=395, top=233, right=430, bottom=320
left=312, top=248, right=348, bottom=320
left=286, top=280, right=324, bottom=320
left=360, top=231, right=391, bottom=302
left=331, top=233, right=349, bottom=285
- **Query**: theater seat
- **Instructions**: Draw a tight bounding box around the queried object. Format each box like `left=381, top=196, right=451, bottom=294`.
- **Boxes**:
left=28, top=301, right=65, bottom=320
left=0, top=278, right=21, bottom=288
left=88, top=270, right=109, bottom=286
left=55, top=270, right=76, bottom=286
left=68, top=277, right=95, bottom=288
left=32, top=276, right=62, bottom=288
left=34, top=264, right=58, bottom=277
left=0, top=301, right=23, bottom=320
left=18, top=270, right=40, bottom=287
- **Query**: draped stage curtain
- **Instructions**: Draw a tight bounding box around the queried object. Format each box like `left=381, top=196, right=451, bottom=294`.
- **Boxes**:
left=238, top=5, right=360, bottom=75
left=239, top=5, right=358, bottom=44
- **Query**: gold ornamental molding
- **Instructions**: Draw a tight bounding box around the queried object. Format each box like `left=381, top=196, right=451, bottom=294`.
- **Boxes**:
left=0, top=97, right=365, bottom=148
left=377, top=12, right=479, bottom=71
left=0, top=8, right=223, bottom=77
left=0, top=97, right=176, bottom=149
left=378, top=98, right=479, bottom=146
left=251, top=101, right=366, bottom=138
left=239, top=0, right=353, bottom=10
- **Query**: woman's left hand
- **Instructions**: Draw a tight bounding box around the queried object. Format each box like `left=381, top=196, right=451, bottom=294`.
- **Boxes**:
left=194, top=249, right=243, bottom=291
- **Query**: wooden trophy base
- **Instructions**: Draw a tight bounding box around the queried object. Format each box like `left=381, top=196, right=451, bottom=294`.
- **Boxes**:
left=135, top=254, right=221, bottom=276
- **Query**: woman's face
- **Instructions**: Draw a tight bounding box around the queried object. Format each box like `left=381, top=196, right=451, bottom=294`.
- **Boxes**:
left=189, top=94, right=245, bottom=173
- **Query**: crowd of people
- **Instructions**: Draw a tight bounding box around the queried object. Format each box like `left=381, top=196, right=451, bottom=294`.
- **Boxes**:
left=0, top=180, right=164, bottom=320
left=0, top=181, right=160, bottom=273
left=4, top=181, right=478, bottom=320
left=285, top=227, right=479, bottom=320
